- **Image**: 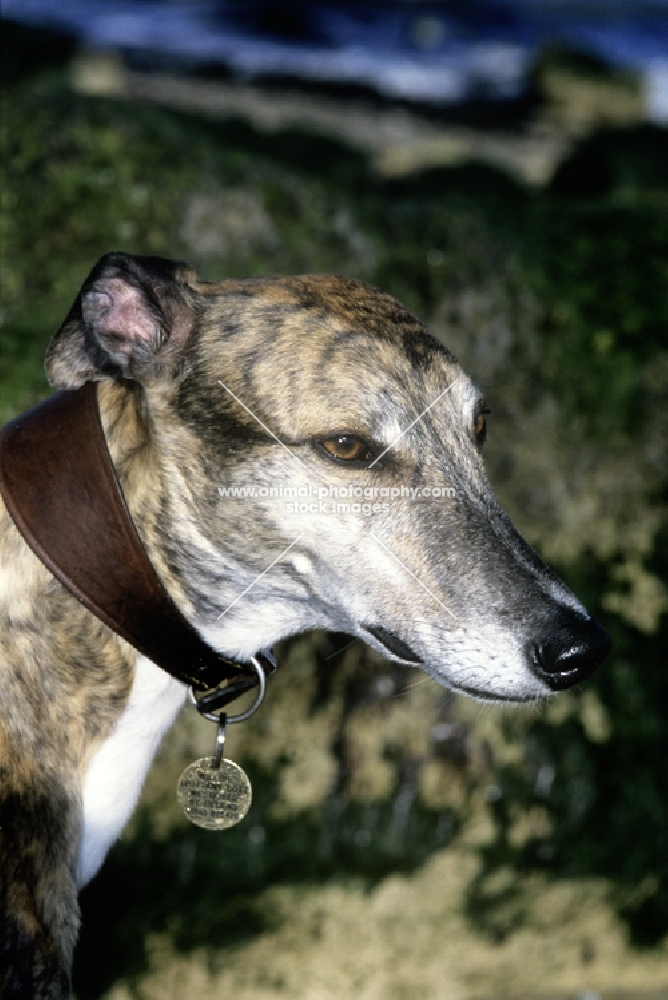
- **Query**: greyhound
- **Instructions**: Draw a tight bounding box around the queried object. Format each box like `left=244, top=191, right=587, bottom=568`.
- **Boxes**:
left=0, top=252, right=610, bottom=997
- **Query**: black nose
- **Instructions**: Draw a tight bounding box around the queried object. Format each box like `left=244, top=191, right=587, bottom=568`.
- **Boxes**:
left=530, top=615, right=611, bottom=691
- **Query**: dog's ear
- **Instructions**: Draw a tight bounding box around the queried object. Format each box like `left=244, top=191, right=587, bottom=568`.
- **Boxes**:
left=45, top=252, right=199, bottom=389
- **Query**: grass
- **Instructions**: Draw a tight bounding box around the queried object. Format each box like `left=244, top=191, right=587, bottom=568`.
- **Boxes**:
left=2, top=35, right=668, bottom=997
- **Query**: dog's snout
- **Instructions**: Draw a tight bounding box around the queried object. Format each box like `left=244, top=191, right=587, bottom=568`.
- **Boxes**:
left=530, top=615, right=611, bottom=691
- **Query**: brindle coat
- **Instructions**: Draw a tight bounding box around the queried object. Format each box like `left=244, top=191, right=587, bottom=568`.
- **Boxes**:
left=0, top=253, right=609, bottom=996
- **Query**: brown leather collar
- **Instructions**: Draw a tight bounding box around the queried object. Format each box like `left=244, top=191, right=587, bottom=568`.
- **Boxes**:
left=0, top=382, right=274, bottom=703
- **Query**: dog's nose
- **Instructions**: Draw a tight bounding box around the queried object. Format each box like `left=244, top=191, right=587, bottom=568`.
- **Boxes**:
left=530, top=615, right=611, bottom=691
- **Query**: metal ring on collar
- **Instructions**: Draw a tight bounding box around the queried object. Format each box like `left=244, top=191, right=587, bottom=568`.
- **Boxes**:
left=189, top=656, right=266, bottom=724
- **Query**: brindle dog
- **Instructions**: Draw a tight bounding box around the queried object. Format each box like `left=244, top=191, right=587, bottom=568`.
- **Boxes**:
left=0, top=253, right=610, bottom=996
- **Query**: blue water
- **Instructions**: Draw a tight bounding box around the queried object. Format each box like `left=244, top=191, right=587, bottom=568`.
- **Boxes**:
left=3, top=0, right=668, bottom=106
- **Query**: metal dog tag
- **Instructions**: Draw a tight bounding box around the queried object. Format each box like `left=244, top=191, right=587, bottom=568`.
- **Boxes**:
left=177, top=756, right=252, bottom=831
left=178, top=658, right=267, bottom=831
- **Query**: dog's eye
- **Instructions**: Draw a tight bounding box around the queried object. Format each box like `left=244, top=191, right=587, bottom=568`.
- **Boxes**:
left=320, top=435, right=375, bottom=463
left=474, top=408, right=490, bottom=446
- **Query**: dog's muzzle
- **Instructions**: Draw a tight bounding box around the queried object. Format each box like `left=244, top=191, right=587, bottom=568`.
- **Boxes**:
left=529, top=614, right=611, bottom=691
left=362, top=624, right=423, bottom=663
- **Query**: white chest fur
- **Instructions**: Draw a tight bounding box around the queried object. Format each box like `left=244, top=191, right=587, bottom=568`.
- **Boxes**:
left=76, top=655, right=187, bottom=887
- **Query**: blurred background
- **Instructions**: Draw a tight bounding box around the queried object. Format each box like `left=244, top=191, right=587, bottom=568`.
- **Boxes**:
left=1, top=3, right=668, bottom=998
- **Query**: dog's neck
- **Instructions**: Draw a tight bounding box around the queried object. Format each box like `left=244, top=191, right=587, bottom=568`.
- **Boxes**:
left=99, top=379, right=217, bottom=620
left=97, top=380, right=169, bottom=591
left=0, top=379, right=270, bottom=696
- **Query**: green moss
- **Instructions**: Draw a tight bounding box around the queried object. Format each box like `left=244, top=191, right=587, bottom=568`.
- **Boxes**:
left=3, top=47, right=668, bottom=986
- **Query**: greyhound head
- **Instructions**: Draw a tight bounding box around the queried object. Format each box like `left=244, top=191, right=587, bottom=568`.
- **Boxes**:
left=47, top=252, right=610, bottom=704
